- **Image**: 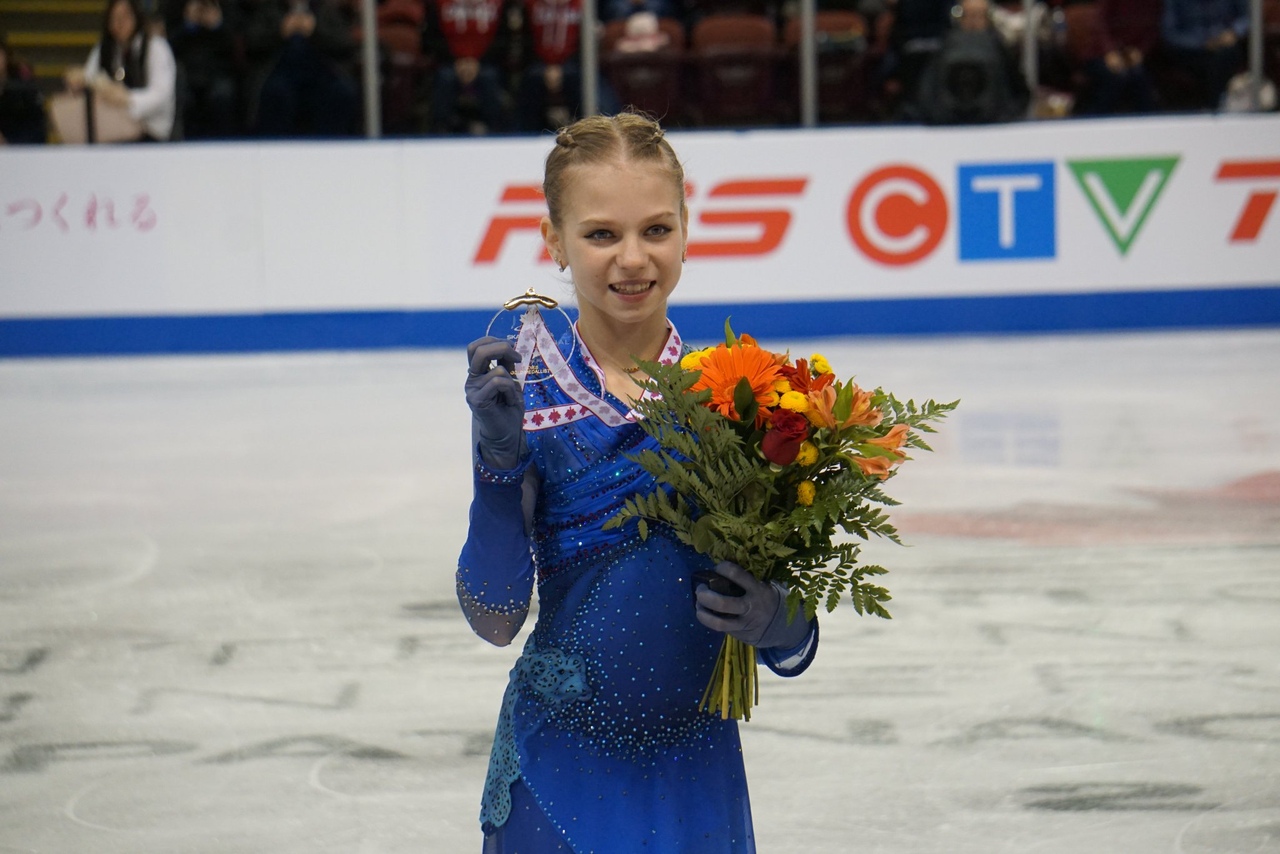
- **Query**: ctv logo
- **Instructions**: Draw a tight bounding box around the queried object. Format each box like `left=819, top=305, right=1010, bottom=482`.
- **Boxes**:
left=474, top=155, right=1276, bottom=267
left=473, top=178, right=808, bottom=264
left=848, top=157, right=1182, bottom=265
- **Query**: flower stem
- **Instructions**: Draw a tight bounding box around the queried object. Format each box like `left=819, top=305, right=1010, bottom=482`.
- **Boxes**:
left=699, top=635, right=759, bottom=722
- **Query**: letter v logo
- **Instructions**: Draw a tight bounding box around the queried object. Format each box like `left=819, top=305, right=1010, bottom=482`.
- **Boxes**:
left=1067, top=157, right=1179, bottom=255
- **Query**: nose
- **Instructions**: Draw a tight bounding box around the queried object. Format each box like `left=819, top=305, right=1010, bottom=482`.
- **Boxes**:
left=617, top=234, right=646, bottom=271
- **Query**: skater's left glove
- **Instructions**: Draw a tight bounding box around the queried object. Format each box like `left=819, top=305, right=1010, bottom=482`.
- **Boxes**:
left=694, top=561, right=811, bottom=650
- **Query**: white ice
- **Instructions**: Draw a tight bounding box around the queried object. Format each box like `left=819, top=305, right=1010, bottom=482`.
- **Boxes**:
left=1, top=328, right=1278, bottom=853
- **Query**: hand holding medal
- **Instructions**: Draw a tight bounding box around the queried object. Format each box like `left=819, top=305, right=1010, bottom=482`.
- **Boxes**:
left=483, top=287, right=575, bottom=387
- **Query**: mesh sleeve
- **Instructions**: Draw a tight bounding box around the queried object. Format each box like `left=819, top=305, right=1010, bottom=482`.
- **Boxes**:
left=456, top=456, right=537, bottom=646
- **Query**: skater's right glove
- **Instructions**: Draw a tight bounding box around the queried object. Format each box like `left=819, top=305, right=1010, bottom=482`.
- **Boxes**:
left=465, top=336, right=526, bottom=470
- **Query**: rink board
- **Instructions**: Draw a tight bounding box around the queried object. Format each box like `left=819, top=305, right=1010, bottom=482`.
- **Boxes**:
left=1, top=114, right=1278, bottom=355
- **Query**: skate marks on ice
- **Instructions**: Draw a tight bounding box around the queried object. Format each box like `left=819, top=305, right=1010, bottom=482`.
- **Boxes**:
left=0, top=548, right=498, bottom=850
left=741, top=539, right=1280, bottom=853
left=0, top=532, right=160, bottom=601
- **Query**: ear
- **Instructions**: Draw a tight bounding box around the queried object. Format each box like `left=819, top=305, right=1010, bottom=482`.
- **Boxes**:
left=540, top=216, right=563, bottom=267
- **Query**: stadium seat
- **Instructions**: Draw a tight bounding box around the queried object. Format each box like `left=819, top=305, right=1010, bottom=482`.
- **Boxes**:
left=600, top=17, right=688, bottom=124
left=1265, top=0, right=1280, bottom=83
left=780, top=10, right=871, bottom=122
left=689, top=12, right=780, bottom=126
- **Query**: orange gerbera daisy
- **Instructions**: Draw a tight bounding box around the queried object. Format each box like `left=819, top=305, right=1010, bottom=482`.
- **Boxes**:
left=691, top=342, right=784, bottom=428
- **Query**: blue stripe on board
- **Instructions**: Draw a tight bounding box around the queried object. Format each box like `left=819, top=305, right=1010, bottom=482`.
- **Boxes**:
left=2, top=286, right=1278, bottom=357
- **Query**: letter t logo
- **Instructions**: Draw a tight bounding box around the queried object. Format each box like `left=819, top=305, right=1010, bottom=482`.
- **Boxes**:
left=1216, top=159, right=1280, bottom=243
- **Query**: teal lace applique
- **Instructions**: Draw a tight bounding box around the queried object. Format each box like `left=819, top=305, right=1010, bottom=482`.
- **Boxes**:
left=480, top=645, right=591, bottom=829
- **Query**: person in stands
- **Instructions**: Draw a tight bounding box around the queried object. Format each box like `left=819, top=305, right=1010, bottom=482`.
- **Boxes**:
left=1160, top=0, right=1248, bottom=110
left=0, top=37, right=47, bottom=143
left=516, top=0, right=598, bottom=132
left=245, top=0, right=359, bottom=136
left=911, top=0, right=1029, bottom=124
left=166, top=0, right=243, bottom=137
left=1073, top=0, right=1161, bottom=115
left=423, top=0, right=514, bottom=134
left=65, top=0, right=178, bottom=141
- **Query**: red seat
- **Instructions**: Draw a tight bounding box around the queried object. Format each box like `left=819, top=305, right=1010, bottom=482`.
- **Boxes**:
left=1265, top=0, right=1280, bottom=82
left=378, top=0, right=425, bottom=26
left=689, top=12, right=780, bottom=126
left=352, top=7, right=429, bottom=134
left=781, top=10, right=871, bottom=122
left=1056, top=0, right=1098, bottom=108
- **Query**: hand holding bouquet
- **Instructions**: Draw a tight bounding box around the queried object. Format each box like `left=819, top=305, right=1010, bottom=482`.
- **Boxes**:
left=603, top=322, right=957, bottom=720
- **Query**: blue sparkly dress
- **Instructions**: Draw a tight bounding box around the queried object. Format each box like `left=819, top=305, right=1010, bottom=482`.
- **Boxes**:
left=458, top=321, right=819, bottom=854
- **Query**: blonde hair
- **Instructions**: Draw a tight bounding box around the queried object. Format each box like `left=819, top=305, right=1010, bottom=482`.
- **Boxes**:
left=542, top=111, right=686, bottom=228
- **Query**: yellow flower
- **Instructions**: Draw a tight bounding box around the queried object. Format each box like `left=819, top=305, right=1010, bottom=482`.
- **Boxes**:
left=773, top=379, right=792, bottom=394
left=795, top=441, right=818, bottom=466
left=779, top=391, right=809, bottom=413
left=810, top=353, right=832, bottom=375
left=796, top=480, right=816, bottom=505
left=681, top=348, right=714, bottom=371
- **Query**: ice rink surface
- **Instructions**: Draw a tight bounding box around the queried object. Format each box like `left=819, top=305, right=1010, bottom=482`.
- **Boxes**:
left=1, top=328, right=1278, bottom=853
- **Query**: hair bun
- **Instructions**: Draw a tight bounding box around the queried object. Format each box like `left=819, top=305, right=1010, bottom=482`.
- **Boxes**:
left=555, top=129, right=576, bottom=148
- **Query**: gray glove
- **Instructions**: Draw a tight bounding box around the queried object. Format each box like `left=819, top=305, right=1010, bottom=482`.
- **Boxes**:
left=694, top=561, right=811, bottom=650
left=465, top=336, right=525, bottom=470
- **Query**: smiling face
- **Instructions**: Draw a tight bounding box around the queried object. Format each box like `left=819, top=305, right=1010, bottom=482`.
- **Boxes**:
left=541, top=157, right=688, bottom=336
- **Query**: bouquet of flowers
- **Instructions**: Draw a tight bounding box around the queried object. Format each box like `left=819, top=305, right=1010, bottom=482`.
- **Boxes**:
left=603, top=322, right=958, bottom=721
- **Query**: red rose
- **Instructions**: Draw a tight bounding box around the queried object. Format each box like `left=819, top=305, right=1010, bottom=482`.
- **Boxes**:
left=760, top=408, right=810, bottom=465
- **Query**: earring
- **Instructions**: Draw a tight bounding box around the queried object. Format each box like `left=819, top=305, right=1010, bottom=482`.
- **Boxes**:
left=558, top=260, right=566, bottom=272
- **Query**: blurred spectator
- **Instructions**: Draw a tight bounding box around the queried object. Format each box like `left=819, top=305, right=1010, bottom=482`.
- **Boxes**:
left=245, top=0, right=359, bottom=136
left=64, top=0, right=179, bottom=140
left=515, top=0, right=582, bottom=131
left=1221, top=66, right=1277, bottom=111
left=167, top=0, right=242, bottom=136
left=423, top=0, right=513, bottom=134
left=613, top=9, right=670, bottom=51
left=0, top=37, right=48, bottom=143
left=882, top=0, right=954, bottom=117
left=600, top=0, right=684, bottom=24
left=1161, top=0, right=1248, bottom=110
left=1075, top=0, right=1160, bottom=115
left=912, top=0, right=1029, bottom=123
left=514, top=0, right=622, bottom=131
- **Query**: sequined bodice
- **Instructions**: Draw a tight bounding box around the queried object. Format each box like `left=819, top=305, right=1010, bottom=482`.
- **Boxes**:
left=518, top=325, right=721, bottom=755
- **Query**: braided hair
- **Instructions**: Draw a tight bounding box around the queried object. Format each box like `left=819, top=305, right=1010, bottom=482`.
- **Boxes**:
left=543, top=111, right=686, bottom=229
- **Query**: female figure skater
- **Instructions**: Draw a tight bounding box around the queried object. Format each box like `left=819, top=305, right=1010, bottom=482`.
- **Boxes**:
left=459, top=111, right=818, bottom=853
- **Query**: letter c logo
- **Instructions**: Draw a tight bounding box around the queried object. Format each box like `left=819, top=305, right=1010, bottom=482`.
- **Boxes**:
left=847, top=165, right=948, bottom=266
